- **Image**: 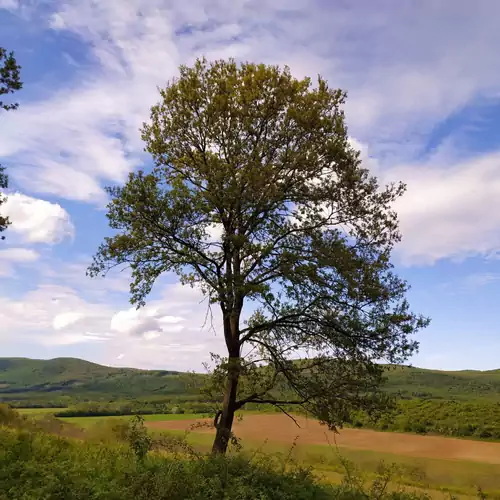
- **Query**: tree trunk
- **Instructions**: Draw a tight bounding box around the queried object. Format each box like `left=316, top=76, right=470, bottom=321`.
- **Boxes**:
left=212, top=355, right=240, bottom=454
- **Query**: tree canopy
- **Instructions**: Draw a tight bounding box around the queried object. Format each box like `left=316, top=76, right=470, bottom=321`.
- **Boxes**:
left=89, top=58, right=429, bottom=453
left=0, top=47, right=22, bottom=238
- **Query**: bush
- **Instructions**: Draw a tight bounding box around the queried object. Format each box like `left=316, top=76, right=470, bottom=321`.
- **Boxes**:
left=0, top=425, right=328, bottom=500
left=0, top=404, right=26, bottom=427
left=0, top=423, right=433, bottom=500
left=0, top=407, right=434, bottom=500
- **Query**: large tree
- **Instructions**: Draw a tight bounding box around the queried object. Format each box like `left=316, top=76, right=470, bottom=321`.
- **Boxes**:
left=0, top=47, right=22, bottom=238
left=89, top=59, right=429, bottom=454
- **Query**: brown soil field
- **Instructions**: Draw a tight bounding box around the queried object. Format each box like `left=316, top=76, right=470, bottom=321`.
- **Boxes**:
left=147, top=414, right=500, bottom=464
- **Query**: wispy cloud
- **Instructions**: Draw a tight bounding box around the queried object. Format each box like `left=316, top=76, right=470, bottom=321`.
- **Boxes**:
left=0, top=247, right=39, bottom=276
left=463, top=272, right=500, bottom=289
left=386, top=149, right=500, bottom=265
left=0, top=0, right=18, bottom=10
left=3, top=1, right=500, bottom=201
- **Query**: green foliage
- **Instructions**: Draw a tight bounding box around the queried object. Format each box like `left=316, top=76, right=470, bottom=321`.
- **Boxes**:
left=6, top=358, right=500, bottom=404
left=334, top=455, right=430, bottom=500
left=7, top=357, right=500, bottom=405
left=9, top=357, right=500, bottom=442
left=126, top=415, right=152, bottom=461
left=89, top=57, right=428, bottom=453
left=349, top=399, right=500, bottom=439
left=0, top=47, right=22, bottom=111
left=0, top=46, right=22, bottom=238
left=0, top=423, right=393, bottom=500
left=54, top=400, right=214, bottom=417
left=2, top=406, right=495, bottom=498
left=10, top=357, right=500, bottom=442
left=0, top=405, right=434, bottom=500
left=0, top=403, right=26, bottom=427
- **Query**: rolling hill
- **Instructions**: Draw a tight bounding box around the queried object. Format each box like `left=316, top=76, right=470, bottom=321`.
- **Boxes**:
left=2, top=357, right=500, bottom=404
left=385, top=365, right=500, bottom=400
left=0, top=357, right=204, bottom=403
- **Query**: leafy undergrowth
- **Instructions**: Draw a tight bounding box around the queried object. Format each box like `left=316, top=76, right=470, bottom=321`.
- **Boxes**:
left=0, top=405, right=430, bottom=500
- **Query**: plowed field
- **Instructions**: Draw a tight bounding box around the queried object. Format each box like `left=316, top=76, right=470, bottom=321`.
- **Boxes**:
left=147, top=414, right=500, bottom=464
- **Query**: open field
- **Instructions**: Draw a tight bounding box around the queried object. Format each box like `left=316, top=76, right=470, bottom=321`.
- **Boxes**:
left=31, top=409, right=500, bottom=495
left=146, top=414, right=500, bottom=497
left=59, top=412, right=203, bottom=427
left=18, top=407, right=500, bottom=495
left=17, top=407, right=66, bottom=415
left=148, top=413, right=500, bottom=464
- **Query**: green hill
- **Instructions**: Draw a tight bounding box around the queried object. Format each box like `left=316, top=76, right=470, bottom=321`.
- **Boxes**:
left=385, top=365, right=500, bottom=401
left=0, top=357, right=203, bottom=404
left=2, top=357, right=500, bottom=405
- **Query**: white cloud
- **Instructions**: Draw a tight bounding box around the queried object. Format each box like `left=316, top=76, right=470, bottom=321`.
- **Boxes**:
left=0, top=280, right=225, bottom=370
left=39, top=258, right=133, bottom=299
left=3, top=193, right=74, bottom=244
left=0, top=247, right=39, bottom=276
left=462, top=273, right=500, bottom=289
left=52, top=311, right=85, bottom=330
left=0, top=284, right=111, bottom=343
left=110, top=306, right=184, bottom=338
left=0, top=0, right=18, bottom=10
left=42, top=332, right=109, bottom=346
left=206, top=223, right=223, bottom=243
left=0, top=247, right=38, bottom=262
left=101, top=282, right=225, bottom=369
left=386, top=151, right=500, bottom=265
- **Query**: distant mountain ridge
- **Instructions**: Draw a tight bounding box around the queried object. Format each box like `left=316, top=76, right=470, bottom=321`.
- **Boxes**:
left=2, top=357, right=500, bottom=403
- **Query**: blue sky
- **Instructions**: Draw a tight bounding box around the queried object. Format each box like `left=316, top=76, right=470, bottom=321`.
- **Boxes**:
left=1, top=0, right=500, bottom=371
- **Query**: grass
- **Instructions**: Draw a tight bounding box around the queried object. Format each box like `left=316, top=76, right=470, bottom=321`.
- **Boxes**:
left=299, top=444, right=500, bottom=497
left=17, top=407, right=65, bottom=415
left=60, top=411, right=255, bottom=428
left=59, top=413, right=203, bottom=428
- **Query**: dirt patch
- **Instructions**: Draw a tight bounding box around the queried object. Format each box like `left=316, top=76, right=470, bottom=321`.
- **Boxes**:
left=147, top=414, right=500, bottom=464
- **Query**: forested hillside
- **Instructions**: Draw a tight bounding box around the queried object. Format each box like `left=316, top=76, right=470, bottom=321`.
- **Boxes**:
left=0, top=357, right=204, bottom=404
left=386, top=365, right=500, bottom=401
left=2, top=357, right=500, bottom=405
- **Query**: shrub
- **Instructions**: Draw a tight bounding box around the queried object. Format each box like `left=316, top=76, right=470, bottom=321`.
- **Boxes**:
left=0, top=404, right=26, bottom=427
left=0, top=423, right=434, bottom=500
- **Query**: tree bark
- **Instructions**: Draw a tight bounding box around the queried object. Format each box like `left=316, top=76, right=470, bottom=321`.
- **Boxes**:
left=212, top=354, right=240, bottom=454
left=212, top=243, right=243, bottom=454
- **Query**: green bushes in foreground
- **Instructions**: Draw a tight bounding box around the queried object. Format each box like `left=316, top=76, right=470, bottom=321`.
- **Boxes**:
left=0, top=425, right=418, bottom=500
left=0, top=410, right=429, bottom=500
